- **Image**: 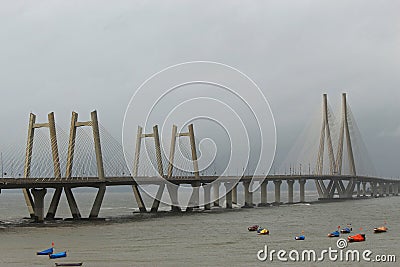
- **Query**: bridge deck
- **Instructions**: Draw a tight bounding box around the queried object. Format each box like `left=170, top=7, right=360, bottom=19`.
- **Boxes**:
left=0, top=175, right=397, bottom=190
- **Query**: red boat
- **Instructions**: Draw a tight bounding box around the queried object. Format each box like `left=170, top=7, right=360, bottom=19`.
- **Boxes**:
left=348, top=233, right=365, bottom=242
left=248, top=225, right=259, bottom=231
left=373, top=226, right=388, bottom=233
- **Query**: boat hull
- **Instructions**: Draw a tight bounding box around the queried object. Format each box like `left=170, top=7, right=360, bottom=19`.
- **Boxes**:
left=37, top=247, right=53, bottom=255
left=49, top=251, right=67, bottom=259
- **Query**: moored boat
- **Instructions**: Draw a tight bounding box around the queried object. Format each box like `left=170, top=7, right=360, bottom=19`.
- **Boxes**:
left=340, top=227, right=352, bottom=234
left=348, top=233, right=365, bottom=242
left=248, top=225, right=259, bottom=231
left=49, top=251, right=67, bottom=259
left=295, top=235, right=305, bottom=240
left=328, top=231, right=339, bottom=237
left=55, top=263, right=83, bottom=266
left=258, top=228, right=269, bottom=235
left=373, top=226, right=388, bottom=233
left=37, top=247, right=53, bottom=255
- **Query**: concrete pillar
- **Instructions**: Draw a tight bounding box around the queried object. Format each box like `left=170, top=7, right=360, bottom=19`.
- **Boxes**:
left=150, top=183, right=165, bottom=213
left=213, top=182, right=220, bottom=207
left=204, top=184, right=211, bottom=210
left=356, top=181, right=361, bottom=197
left=287, top=180, right=294, bottom=204
left=243, top=181, right=253, bottom=208
left=232, top=184, right=237, bottom=204
left=89, top=185, right=106, bottom=218
left=362, top=182, right=367, bottom=197
left=167, top=125, right=180, bottom=212
left=167, top=184, right=181, bottom=212
left=150, top=125, right=165, bottom=213
left=386, top=183, right=391, bottom=196
left=225, top=183, right=232, bottom=209
left=31, top=188, right=47, bottom=222
left=379, top=182, right=385, bottom=197
left=395, top=183, right=399, bottom=196
left=186, top=181, right=200, bottom=211
left=273, top=180, right=282, bottom=205
left=299, top=179, right=306, bottom=203
left=23, top=113, right=36, bottom=218
left=258, top=180, right=268, bottom=207
left=371, top=182, right=377, bottom=197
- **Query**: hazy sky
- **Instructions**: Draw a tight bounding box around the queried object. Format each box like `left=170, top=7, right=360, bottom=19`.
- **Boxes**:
left=0, top=0, right=399, bottom=177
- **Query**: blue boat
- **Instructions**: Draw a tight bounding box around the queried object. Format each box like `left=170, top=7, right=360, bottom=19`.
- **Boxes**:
left=49, top=251, right=67, bottom=259
left=328, top=230, right=340, bottom=237
left=37, top=247, right=53, bottom=255
left=340, top=227, right=352, bottom=234
left=295, top=235, right=305, bottom=240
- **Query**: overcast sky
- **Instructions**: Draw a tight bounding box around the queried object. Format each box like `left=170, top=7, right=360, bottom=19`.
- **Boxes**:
left=0, top=0, right=399, bottom=177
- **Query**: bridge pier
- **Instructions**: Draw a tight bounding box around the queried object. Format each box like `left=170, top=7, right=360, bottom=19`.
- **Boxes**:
left=167, top=184, right=181, bottom=212
left=379, top=182, right=384, bottom=197
left=356, top=181, right=361, bottom=197
left=273, top=180, right=282, bottom=205
left=287, top=180, right=294, bottom=204
left=394, top=183, right=399, bottom=196
left=89, top=185, right=106, bottom=218
left=386, top=183, right=391, bottom=196
left=232, top=184, right=237, bottom=204
left=187, top=181, right=200, bottom=211
left=258, top=180, right=268, bottom=207
left=31, top=188, right=47, bottom=223
left=225, top=183, right=232, bottom=209
left=362, top=182, right=367, bottom=197
left=203, top=184, right=211, bottom=210
left=242, top=181, right=253, bottom=208
left=371, top=182, right=377, bottom=197
left=299, top=179, right=306, bottom=203
left=213, top=182, right=220, bottom=207
left=64, top=187, right=82, bottom=219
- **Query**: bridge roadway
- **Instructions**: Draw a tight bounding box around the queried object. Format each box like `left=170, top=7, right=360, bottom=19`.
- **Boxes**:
left=0, top=175, right=397, bottom=190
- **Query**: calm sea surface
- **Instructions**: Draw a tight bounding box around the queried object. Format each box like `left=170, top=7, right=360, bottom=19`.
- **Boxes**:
left=0, top=188, right=399, bottom=266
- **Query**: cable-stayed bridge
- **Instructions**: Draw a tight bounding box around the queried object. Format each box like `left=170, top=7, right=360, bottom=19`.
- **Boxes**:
left=0, top=93, right=398, bottom=222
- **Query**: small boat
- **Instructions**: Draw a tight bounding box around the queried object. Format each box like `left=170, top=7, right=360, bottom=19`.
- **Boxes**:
left=295, top=235, right=305, bottom=240
left=258, top=228, right=269, bottom=235
left=49, top=251, right=67, bottom=259
left=340, top=227, right=352, bottom=234
left=348, top=233, right=365, bottom=242
left=37, top=247, right=54, bottom=255
left=373, top=226, right=388, bottom=233
left=248, top=225, right=259, bottom=231
left=328, top=230, right=340, bottom=237
left=55, top=263, right=83, bottom=266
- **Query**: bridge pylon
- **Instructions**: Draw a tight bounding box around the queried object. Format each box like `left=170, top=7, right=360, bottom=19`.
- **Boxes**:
left=133, top=124, right=200, bottom=212
left=23, top=112, right=61, bottom=220
left=315, top=93, right=357, bottom=199
left=46, top=110, right=106, bottom=219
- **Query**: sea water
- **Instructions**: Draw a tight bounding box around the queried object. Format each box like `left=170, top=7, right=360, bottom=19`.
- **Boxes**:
left=0, top=188, right=398, bottom=266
